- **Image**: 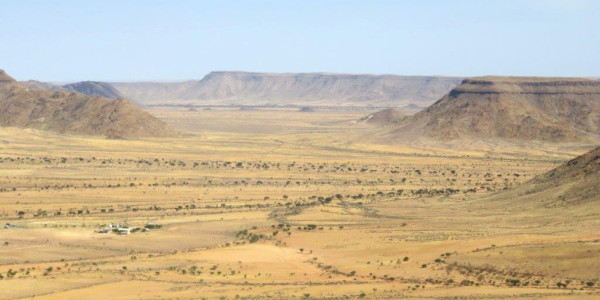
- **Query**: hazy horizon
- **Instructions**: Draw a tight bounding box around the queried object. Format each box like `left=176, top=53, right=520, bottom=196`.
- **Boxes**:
left=12, top=70, right=600, bottom=85
left=2, top=0, right=599, bottom=81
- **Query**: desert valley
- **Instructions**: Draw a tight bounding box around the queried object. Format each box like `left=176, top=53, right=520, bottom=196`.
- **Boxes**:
left=5, top=1, right=600, bottom=299
left=0, top=67, right=598, bottom=299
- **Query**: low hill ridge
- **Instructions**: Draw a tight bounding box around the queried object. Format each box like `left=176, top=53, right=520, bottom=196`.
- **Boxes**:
left=0, top=70, right=175, bottom=138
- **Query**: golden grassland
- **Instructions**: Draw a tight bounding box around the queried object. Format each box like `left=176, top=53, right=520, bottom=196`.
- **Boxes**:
left=0, top=108, right=598, bottom=299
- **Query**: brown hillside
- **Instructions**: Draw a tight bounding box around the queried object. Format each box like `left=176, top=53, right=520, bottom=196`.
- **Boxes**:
left=489, top=146, right=600, bottom=207
left=395, top=76, right=600, bottom=141
left=0, top=70, right=175, bottom=138
left=20, top=80, right=62, bottom=91
left=0, top=69, right=16, bottom=83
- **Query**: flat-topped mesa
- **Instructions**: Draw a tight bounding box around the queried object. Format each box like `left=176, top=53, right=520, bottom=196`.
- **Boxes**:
left=394, top=76, right=600, bottom=142
left=111, top=71, right=464, bottom=107
left=450, top=77, right=600, bottom=96
left=202, top=70, right=438, bottom=80
left=197, top=71, right=464, bottom=104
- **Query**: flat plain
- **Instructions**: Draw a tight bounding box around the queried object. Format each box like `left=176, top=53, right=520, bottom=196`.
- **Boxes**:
left=0, top=108, right=598, bottom=299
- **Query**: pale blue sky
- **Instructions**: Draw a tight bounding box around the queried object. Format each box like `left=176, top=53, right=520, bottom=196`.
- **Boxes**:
left=1, top=0, right=598, bottom=81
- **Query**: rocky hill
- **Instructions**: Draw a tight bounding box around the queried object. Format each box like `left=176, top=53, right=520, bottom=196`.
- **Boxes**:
left=20, top=80, right=123, bottom=100
left=62, top=81, right=123, bottom=100
left=111, top=71, right=463, bottom=107
left=0, top=70, right=16, bottom=84
left=393, top=76, right=600, bottom=141
left=0, top=70, right=174, bottom=138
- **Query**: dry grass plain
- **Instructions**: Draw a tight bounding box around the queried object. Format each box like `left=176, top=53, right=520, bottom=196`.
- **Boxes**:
left=0, top=107, right=598, bottom=299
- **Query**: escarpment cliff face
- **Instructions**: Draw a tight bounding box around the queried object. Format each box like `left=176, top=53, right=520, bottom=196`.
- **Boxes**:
left=110, top=71, right=463, bottom=107
left=393, top=76, right=600, bottom=141
left=0, top=70, right=175, bottom=138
